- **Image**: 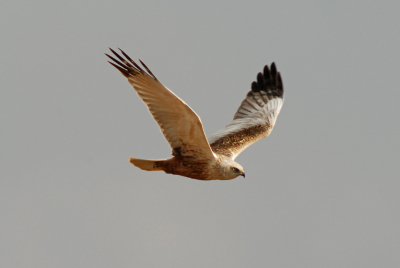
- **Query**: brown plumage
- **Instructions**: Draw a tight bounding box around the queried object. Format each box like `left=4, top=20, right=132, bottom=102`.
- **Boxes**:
left=210, top=124, right=273, bottom=158
left=106, top=48, right=284, bottom=180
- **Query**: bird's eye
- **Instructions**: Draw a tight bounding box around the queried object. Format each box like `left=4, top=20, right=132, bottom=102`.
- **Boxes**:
left=231, top=167, right=238, bottom=172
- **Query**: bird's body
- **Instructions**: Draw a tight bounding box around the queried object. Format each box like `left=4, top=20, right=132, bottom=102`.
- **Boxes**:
left=146, top=155, right=219, bottom=181
left=130, top=152, right=242, bottom=181
left=106, top=48, right=284, bottom=180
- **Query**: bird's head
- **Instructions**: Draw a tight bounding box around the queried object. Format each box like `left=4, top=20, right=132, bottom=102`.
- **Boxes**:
left=219, top=156, right=245, bottom=180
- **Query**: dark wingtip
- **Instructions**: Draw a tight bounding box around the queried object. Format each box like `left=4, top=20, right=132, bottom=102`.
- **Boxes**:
left=105, top=53, right=130, bottom=70
left=108, top=47, right=117, bottom=55
left=270, top=62, right=277, bottom=76
left=276, top=72, right=283, bottom=87
left=256, top=72, right=264, bottom=88
left=107, top=61, right=129, bottom=76
left=263, top=65, right=270, bottom=80
left=139, top=59, right=158, bottom=80
left=251, top=81, right=259, bottom=92
left=118, top=48, right=131, bottom=60
left=250, top=62, right=283, bottom=98
left=106, top=48, right=158, bottom=81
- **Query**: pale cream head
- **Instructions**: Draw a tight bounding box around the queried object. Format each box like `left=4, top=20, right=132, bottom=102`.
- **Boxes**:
left=218, top=156, right=245, bottom=180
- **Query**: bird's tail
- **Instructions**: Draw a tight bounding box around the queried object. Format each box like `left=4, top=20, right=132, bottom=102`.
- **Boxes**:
left=129, top=158, right=166, bottom=171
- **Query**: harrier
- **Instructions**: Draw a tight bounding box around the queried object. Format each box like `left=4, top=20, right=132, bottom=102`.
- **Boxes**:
left=106, top=48, right=284, bottom=180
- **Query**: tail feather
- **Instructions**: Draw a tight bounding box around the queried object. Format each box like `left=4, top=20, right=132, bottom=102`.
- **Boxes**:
left=129, top=158, right=166, bottom=171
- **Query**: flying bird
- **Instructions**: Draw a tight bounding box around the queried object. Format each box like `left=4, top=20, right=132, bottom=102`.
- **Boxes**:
left=106, top=48, right=284, bottom=180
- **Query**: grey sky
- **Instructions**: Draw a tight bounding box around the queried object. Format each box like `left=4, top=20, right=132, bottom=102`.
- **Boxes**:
left=1, top=0, right=400, bottom=267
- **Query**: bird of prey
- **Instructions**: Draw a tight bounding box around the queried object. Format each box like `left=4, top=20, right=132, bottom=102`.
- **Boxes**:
left=106, top=48, right=284, bottom=180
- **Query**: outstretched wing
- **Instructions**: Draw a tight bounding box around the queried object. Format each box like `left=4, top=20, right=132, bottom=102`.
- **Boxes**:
left=106, top=48, right=214, bottom=160
left=208, top=63, right=284, bottom=159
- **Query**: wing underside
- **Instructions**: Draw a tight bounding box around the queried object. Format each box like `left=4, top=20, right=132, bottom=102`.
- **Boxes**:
left=106, top=48, right=214, bottom=160
left=208, top=63, right=284, bottom=159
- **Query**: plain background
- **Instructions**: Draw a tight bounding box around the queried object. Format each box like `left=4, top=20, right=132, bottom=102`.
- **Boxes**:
left=1, top=0, right=399, bottom=267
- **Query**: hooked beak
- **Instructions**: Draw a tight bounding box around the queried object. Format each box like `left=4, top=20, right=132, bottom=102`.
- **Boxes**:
left=241, top=172, right=245, bottom=178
